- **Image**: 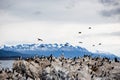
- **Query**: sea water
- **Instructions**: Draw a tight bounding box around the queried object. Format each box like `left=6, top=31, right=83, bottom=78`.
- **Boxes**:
left=0, top=60, right=15, bottom=70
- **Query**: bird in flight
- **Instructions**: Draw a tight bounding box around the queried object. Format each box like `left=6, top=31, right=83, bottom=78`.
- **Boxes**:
left=89, top=27, right=91, bottom=29
left=92, top=45, right=95, bottom=47
left=98, top=43, right=102, bottom=45
left=37, top=38, right=43, bottom=41
left=78, top=32, right=82, bottom=34
left=79, top=41, right=83, bottom=44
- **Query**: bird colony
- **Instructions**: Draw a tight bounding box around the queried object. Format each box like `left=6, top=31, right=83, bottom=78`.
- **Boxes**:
left=0, top=55, right=120, bottom=80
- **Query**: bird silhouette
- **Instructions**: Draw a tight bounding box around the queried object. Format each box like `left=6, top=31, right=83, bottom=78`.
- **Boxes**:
left=98, top=43, right=101, bottom=45
left=92, top=45, right=95, bottom=47
left=79, top=41, right=83, bottom=44
left=89, top=27, right=91, bottom=29
left=78, top=32, right=82, bottom=34
left=37, top=38, right=43, bottom=41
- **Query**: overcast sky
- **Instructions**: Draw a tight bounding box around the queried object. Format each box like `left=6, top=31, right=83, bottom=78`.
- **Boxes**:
left=0, top=0, right=120, bottom=56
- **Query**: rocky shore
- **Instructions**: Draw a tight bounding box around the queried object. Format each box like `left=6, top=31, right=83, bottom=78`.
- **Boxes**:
left=0, top=55, right=120, bottom=80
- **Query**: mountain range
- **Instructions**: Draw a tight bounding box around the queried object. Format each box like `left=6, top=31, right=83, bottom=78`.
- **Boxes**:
left=0, top=43, right=119, bottom=60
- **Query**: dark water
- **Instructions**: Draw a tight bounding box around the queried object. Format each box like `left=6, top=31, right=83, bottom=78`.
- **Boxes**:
left=0, top=60, right=15, bottom=70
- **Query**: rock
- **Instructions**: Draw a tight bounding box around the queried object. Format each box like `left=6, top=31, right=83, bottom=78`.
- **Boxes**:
left=0, top=71, right=8, bottom=80
left=1, top=55, right=120, bottom=80
left=13, top=60, right=42, bottom=79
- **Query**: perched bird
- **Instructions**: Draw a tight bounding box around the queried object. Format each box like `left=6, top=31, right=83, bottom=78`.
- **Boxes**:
left=89, top=27, right=91, bottom=29
left=37, top=38, right=43, bottom=41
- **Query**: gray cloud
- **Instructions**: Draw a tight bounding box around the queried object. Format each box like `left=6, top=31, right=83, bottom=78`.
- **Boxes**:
left=0, top=0, right=10, bottom=9
left=110, top=31, right=120, bottom=36
left=99, top=0, right=120, bottom=20
left=100, top=0, right=120, bottom=6
left=33, top=11, right=41, bottom=15
left=80, top=31, right=120, bottom=38
left=98, top=31, right=120, bottom=37
left=0, top=0, right=120, bottom=24
left=101, top=8, right=120, bottom=17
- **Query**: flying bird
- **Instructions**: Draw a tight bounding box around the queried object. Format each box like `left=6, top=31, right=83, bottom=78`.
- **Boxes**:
left=98, top=43, right=102, bottom=45
left=92, top=45, right=95, bottom=47
left=79, top=41, right=83, bottom=44
left=37, top=38, right=43, bottom=41
left=89, top=27, right=91, bottom=29
left=78, top=32, right=82, bottom=34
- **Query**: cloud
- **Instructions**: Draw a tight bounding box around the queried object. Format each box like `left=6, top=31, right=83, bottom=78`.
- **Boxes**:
left=0, top=0, right=11, bottom=9
left=96, top=31, right=120, bottom=37
left=101, top=8, right=120, bottom=17
left=78, top=32, right=120, bottom=39
left=0, top=0, right=120, bottom=24
left=99, top=0, right=120, bottom=19
left=33, top=11, right=42, bottom=15
left=100, top=0, right=120, bottom=6
left=110, top=31, right=120, bottom=36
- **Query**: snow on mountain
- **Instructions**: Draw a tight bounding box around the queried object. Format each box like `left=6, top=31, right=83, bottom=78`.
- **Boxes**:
left=0, top=43, right=119, bottom=59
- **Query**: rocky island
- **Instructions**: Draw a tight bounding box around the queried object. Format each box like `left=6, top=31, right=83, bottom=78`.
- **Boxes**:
left=0, top=55, right=120, bottom=80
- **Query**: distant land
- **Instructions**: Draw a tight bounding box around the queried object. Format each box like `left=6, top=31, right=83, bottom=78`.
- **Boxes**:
left=0, top=43, right=120, bottom=60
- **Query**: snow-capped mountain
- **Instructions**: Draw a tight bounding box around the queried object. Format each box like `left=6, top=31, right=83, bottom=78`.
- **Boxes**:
left=0, top=43, right=119, bottom=60
left=1, top=43, right=89, bottom=53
